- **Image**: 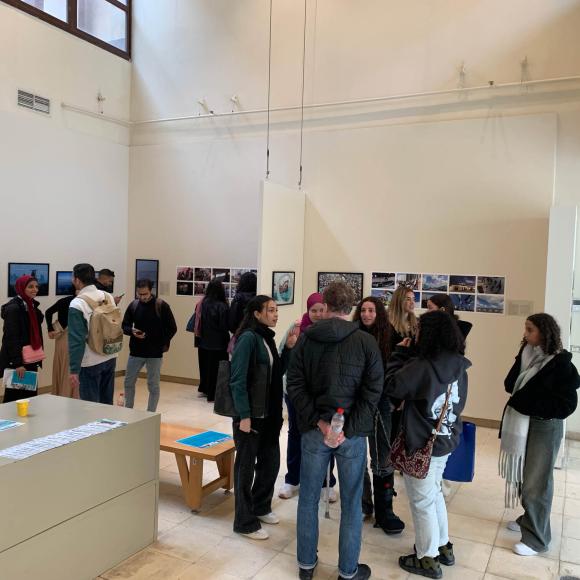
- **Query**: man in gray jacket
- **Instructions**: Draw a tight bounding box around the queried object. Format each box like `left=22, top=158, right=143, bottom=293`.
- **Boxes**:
left=287, top=281, right=383, bottom=580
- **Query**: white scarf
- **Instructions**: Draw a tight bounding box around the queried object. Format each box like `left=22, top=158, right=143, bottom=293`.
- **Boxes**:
left=499, top=344, right=554, bottom=508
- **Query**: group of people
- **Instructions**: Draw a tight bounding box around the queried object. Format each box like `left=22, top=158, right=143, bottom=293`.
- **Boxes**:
left=224, top=281, right=579, bottom=580
left=0, top=263, right=178, bottom=413
left=1, top=265, right=578, bottom=579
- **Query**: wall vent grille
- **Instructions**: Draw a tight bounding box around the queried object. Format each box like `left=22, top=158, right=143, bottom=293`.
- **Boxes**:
left=17, top=89, right=50, bottom=115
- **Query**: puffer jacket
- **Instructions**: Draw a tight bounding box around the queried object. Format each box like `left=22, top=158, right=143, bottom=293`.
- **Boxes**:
left=0, top=297, right=44, bottom=371
left=286, top=318, right=383, bottom=438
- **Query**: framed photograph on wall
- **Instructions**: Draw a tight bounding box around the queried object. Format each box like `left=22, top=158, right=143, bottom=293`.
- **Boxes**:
left=317, top=272, right=364, bottom=303
left=272, top=271, right=295, bottom=306
left=56, top=271, right=75, bottom=296
left=8, top=263, right=50, bottom=297
left=135, top=259, right=159, bottom=296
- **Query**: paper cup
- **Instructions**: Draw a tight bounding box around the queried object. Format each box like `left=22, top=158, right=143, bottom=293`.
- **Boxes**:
left=16, top=399, right=30, bottom=417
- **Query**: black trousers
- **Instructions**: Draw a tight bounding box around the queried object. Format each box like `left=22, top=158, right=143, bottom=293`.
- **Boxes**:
left=2, top=363, right=40, bottom=403
left=233, top=416, right=282, bottom=534
left=197, top=347, right=228, bottom=401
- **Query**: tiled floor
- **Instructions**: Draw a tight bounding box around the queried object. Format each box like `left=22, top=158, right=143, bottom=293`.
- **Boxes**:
left=100, top=379, right=580, bottom=580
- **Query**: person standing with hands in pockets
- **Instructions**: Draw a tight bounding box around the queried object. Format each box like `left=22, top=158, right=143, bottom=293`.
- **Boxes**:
left=287, top=281, right=383, bottom=580
left=229, top=295, right=297, bottom=541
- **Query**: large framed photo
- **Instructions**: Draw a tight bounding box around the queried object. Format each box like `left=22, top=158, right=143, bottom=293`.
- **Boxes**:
left=56, top=271, right=75, bottom=296
left=135, top=259, right=159, bottom=296
left=272, top=271, right=295, bottom=305
left=8, top=263, right=50, bottom=297
left=317, top=272, right=364, bottom=303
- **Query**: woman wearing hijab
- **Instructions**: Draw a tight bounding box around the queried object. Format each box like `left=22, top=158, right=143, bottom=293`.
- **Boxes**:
left=0, top=275, right=45, bottom=403
left=277, top=293, right=337, bottom=502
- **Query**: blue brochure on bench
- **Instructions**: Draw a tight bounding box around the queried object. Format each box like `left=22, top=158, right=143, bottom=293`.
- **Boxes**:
left=176, top=431, right=232, bottom=449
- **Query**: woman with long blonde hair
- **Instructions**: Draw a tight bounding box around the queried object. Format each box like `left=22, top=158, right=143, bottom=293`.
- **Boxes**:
left=388, top=285, right=418, bottom=355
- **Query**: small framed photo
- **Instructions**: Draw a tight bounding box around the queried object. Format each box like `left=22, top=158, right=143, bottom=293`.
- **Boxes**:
left=272, top=271, right=295, bottom=306
left=8, top=263, right=50, bottom=297
left=212, top=268, right=231, bottom=283
left=176, top=282, right=194, bottom=296
left=56, top=271, right=75, bottom=296
left=176, top=266, right=193, bottom=281
left=135, top=259, right=159, bottom=296
left=317, top=272, right=364, bottom=303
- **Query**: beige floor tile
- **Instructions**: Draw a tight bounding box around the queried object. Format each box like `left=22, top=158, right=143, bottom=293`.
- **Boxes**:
left=358, top=543, right=412, bottom=579
left=195, top=536, right=278, bottom=579
left=101, top=548, right=193, bottom=579
left=482, top=575, right=511, bottom=580
left=566, top=482, right=580, bottom=499
left=435, top=566, right=483, bottom=580
left=563, top=515, right=580, bottom=539
left=252, top=553, right=336, bottom=580
left=552, top=494, right=565, bottom=515
left=486, top=547, right=559, bottom=580
left=561, top=536, right=580, bottom=565
left=447, top=512, right=500, bottom=545
left=447, top=494, right=505, bottom=522
left=158, top=517, right=181, bottom=536
left=150, top=523, right=224, bottom=563
left=564, top=497, right=580, bottom=517
left=176, top=564, right=239, bottom=580
left=449, top=536, right=493, bottom=572
left=560, top=560, right=580, bottom=577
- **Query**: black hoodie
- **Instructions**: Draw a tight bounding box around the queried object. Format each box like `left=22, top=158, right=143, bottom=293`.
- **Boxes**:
left=385, top=347, right=471, bottom=456
left=286, top=317, right=383, bottom=438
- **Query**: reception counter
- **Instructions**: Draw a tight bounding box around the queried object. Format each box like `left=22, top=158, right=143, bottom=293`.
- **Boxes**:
left=0, top=394, right=160, bottom=580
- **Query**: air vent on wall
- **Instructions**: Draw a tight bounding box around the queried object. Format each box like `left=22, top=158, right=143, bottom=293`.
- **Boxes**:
left=17, top=89, right=50, bottom=115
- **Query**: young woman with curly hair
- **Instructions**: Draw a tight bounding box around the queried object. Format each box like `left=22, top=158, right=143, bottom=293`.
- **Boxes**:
left=426, top=293, right=472, bottom=346
left=500, top=313, right=579, bottom=557
left=353, top=297, right=405, bottom=533
left=385, top=310, right=471, bottom=578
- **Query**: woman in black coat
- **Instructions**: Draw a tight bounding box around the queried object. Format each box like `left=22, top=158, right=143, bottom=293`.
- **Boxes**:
left=1, top=275, right=44, bottom=403
left=228, top=272, right=257, bottom=334
left=197, top=278, right=230, bottom=402
left=500, top=313, right=579, bottom=557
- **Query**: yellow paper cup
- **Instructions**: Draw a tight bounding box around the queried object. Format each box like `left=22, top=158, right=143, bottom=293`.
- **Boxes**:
left=16, top=399, right=30, bottom=417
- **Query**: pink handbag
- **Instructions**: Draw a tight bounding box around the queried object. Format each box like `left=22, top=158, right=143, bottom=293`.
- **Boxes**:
left=22, top=345, right=46, bottom=364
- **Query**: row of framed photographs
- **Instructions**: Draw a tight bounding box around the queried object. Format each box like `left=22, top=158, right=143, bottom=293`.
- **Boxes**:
left=310, top=271, right=506, bottom=315
left=370, top=288, right=505, bottom=314
left=6, top=263, right=116, bottom=297
left=176, top=267, right=257, bottom=298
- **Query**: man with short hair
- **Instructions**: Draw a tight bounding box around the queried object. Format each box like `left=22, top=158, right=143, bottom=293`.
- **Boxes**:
left=96, top=268, right=123, bottom=305
left=68, top=263, right=119, bottom=404
left=287, top=281, right=383, bottom=580
left=121, top=279, right=177, bottom=412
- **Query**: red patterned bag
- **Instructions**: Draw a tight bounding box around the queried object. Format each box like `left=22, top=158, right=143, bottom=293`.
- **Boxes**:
left=389, top=385, right=451, bottom=479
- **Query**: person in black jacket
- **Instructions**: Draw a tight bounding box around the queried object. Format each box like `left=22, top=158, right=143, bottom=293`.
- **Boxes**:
left=426, top=293, right=472, bottom=348
left=122, top=279, right=177, bottom=412
left=385, top=310, right=470, bottom=579
left=1, top=275, right=44, bottom=403
left=287, top=281, right=383, bottom=580
left=500, top=313, right=579, bottom=557
left=46, top=293, right=76, bottom=397
left=353, top=296, right=405, bottom=534
left=197, top=278, right=230, bottom=402
left=228, top=271, right=257, bottom=334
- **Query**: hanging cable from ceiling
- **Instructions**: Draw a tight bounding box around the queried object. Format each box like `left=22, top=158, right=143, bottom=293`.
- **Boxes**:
left=265, top=0, right=273, bottom=180
left=298, top=0, right=308, bottom=189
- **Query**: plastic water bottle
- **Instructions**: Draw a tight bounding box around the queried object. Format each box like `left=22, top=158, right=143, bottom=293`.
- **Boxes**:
left=324, top=408, right=345, bottom=448
left=117, top=392, right=125, bottom=407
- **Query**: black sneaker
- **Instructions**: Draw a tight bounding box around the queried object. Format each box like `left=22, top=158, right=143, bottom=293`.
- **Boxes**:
left=299, top=566, right=315, bottom=580
left=338, top=563, right=371, bottom=580
left=399, top=553, right=442, bottom=579
left=438, top=542, right=455, bottom=566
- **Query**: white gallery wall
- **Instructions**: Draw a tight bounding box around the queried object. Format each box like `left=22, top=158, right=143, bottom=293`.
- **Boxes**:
left=0, top=3, right=131, bottom=387
left=129, top=0, right=580, bottom=429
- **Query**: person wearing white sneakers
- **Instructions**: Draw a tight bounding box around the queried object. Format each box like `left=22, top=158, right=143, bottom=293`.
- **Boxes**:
left=230, top=296, right=298, bottom=541
left=277, top=293, right=338, bottom=503
left=500, top=314, right=579, bottom=556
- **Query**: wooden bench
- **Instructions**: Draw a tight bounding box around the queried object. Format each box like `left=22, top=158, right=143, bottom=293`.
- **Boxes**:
left=160, top=423, right=235, bottom=512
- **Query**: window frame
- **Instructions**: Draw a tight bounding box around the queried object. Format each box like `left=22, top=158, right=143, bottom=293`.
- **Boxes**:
left=1, top=0, right=131, bottom=60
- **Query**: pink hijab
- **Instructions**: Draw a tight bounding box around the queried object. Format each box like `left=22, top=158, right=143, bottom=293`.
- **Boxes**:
left=300, top=292, right=324, bottom=333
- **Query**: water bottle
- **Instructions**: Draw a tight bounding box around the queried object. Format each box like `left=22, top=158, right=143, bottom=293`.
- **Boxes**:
left=117, top=392, right=125, bottom=407
left=324, top=408, right=345, bottom=448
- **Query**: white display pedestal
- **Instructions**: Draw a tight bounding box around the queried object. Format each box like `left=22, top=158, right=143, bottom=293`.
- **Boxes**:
left=0, top=395, right=160, bottom=580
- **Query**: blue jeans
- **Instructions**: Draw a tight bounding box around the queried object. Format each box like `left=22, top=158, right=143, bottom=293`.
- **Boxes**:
left=124, top=356, right=162, bottom=412
left=297, top=429, right=366, bottom=579
left=404, top=454, right=450, bottom=558
left=285, top=395, right=336, bottom=487
left=79, top=358, right=116, bottom=405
